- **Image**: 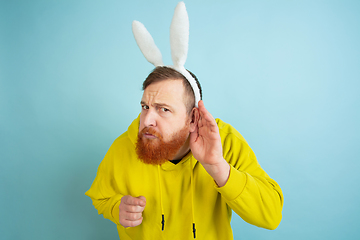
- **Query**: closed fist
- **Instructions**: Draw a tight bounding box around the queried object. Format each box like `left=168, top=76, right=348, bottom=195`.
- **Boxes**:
left=119, top=195, right=146, bottom=228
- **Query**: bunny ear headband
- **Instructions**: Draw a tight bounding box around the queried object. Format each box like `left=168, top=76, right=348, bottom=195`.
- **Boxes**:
left=132, top=1, right=201, bottom=107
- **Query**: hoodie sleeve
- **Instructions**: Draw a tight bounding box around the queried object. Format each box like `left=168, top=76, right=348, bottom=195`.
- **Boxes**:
left=215, top=122, right=284, bottom=230
left=85, top=146, right=124, bottom=226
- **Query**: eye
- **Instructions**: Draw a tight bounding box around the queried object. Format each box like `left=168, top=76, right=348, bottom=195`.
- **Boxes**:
left=160, top=107, right=170, bottom=112
left=141, top=105, right=149, bottom=110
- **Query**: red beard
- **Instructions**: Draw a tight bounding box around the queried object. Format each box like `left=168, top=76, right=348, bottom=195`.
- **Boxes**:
left=136, top=125, right=189, bottom=165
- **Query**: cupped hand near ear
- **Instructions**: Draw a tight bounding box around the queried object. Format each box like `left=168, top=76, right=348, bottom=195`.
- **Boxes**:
left=189, top=100, right=230, bottom=187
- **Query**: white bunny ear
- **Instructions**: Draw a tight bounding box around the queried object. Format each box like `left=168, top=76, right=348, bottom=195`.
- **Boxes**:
left=132, top=20, right=164, bottom=66
left=132, top=2, right=201, bottom=108
left=170, top=2, right=189, bottom=68
left=169, top=2, right=200, bottom=107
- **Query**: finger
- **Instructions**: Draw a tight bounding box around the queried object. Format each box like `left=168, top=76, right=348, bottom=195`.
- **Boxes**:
left=136, top=196, right=146, bottom=207
left=121, top=217, right=143, bottom=228
left=198, top=101, right=206, bottom=120
left=197, top=114, right=203, bottom=128
left=198, top=101, right=218, bottom=133
left=125, top=204, right=145, bottom=213
left=198, top=100, right=216, bottom=123
left=123, top=195, right=145, bottom=206
left=124, top=212, right=143, bottom=221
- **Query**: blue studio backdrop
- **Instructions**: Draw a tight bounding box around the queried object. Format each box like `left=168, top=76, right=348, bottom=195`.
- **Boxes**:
left=1, top=0, right=359, bottom=239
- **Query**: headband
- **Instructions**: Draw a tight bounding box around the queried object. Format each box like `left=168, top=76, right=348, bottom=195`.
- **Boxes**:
left=132, top=2, right=201, bottom=107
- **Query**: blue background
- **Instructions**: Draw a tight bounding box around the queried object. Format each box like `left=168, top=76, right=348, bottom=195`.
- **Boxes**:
left=1, top=0, right=359, bottom=239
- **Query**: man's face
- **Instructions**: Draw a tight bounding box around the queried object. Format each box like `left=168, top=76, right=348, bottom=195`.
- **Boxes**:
left=137, top=79, right=191, bottom=164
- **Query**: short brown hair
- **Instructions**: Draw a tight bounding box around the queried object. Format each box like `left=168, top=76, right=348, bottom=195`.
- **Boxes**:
left=142, top=66, right=202, bottom=113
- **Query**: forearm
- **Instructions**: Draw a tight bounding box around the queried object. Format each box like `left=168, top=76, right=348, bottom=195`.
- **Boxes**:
left=85, top=167, right=124, bottom=225
left=217, top=166, right=283, bottom=230
left=89, top=193, right=124, bottom=225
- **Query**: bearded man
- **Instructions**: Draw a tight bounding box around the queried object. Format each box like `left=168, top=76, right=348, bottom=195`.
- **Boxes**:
left=85, top=66, right=283, bottom=240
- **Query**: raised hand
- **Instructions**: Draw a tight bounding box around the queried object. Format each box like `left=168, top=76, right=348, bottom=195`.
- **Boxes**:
left=190, top=100, right=230, bottom=187
left=119, top=195, right=146, bottom=228
left=190, top=100, right=223, bottom=164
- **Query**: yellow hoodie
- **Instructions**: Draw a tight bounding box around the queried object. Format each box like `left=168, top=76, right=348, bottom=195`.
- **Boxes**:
left=85, top=116, right=283, bottom=240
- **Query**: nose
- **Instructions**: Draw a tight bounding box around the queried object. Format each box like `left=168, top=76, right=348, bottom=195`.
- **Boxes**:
left=142, top=108, right=157, bottom=127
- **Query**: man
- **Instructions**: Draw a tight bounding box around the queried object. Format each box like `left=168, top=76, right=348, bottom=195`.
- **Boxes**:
left=85, top=66, right=283, bottom=240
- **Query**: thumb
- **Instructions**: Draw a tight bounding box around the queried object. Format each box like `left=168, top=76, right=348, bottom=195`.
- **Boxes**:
left=189, top=126, right=198, bottom=146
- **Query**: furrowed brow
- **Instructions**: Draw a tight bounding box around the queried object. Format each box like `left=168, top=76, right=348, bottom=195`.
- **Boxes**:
left=153, top=102, right=173, bottom=109
left=140, top=101, right=174, bottom=110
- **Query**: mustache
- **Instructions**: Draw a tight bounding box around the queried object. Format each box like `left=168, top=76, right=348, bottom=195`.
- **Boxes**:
left=140, top=127, right=162, bottom=139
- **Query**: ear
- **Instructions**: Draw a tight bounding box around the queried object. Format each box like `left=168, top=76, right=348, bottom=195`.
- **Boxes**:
left=189, top=107, right=199, bottom=133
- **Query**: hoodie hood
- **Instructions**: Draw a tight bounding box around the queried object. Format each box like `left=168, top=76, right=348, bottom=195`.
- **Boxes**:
left=127, top=114, right=141, bottom=146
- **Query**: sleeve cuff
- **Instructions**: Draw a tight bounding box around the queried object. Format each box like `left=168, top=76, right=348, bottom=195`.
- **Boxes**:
left=111, top=200, right=122, bottom=225
left=215, top=164, right=247, bottom=201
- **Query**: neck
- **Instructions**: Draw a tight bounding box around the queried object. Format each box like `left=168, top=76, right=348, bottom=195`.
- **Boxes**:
left=171, top=136, right=190, bottom=161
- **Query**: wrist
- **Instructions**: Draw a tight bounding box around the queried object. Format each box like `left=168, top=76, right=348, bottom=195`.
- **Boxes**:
left=202, top=158, right=230, bottom=187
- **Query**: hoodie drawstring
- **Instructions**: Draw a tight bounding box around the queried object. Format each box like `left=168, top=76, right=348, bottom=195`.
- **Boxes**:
left=158, top=165, right=165, bottom=231
left=157, top=159, right=196, bottom=238
left=190, top=158, right=196, bottom=238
